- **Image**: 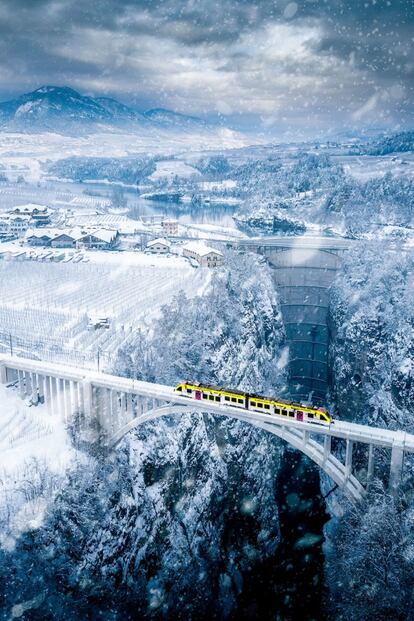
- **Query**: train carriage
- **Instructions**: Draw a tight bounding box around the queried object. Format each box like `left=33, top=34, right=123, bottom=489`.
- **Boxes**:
left=174, top=382, right=332, bottom=424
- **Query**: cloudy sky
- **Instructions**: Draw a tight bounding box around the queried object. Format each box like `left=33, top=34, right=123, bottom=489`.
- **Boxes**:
left=0, top=0, right=412, bottom=135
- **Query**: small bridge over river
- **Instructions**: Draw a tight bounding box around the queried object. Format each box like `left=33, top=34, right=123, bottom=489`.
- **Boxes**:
left=1, top=355, right=413, bottom=506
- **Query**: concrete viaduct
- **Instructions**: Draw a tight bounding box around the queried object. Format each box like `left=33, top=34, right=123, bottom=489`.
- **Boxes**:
left=1, top=355, right=413, bottom=506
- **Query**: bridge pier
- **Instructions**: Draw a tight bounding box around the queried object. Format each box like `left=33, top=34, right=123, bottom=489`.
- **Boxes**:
left=0, top=363, right=6, bottom=384
left=345, top=440, right=353, bottom=479
left=45, top=375, right=52, bottom=415
left=126, top=393, right=134, bottom=421
left=82, top=380, right=93, bottom=417
left=323, top=435, right=331, bottom=461
left=17, top=370, right=24, bottom=397
left=389, top=432, right=405, bottom=494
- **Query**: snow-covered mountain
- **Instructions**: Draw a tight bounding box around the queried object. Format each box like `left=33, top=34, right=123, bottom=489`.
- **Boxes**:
left=0, top=86, right=226, bottom=138
left=144, top=107, right=207, bottom=130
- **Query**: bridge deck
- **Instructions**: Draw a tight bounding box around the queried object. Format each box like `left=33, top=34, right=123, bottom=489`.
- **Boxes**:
left=2, top=355, right=413, bottom=453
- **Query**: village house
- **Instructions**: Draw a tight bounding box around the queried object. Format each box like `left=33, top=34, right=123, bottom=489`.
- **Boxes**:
left=161, top=219, right=179, bottom=236
left=26, top=229, right=55, bottom=246
left=9, top=204, right=52, bottom=227
left=50, top=232, right=77, bottom=248
left=0, top=214, right=31, bottom=238
left=146, top=238, right=171, bottom=254
left=76, top=228, right=119, bottom=250
left=26, top=227, right=119, bottom=250
left=182, top=241, right=224, bottom=267
left=0, top=217, right=12, bottom=239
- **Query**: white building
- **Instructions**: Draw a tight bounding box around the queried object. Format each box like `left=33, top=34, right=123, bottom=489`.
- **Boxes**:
left=26, top=229, right=55, bottom=246
left=182, top=241, right=223, bottom=267
left=161, top=219, right=179, bottom=236
left=0, top=217, right=11, bottom=238
left=76, top=228, right=119, bottom=250
left=0, top=214, right=31, bottom=238
left=9, top=204, right=52, bottom=227
left=146, top=238, right=171, bottom=254
left=26, top=227, right=118, bottom=249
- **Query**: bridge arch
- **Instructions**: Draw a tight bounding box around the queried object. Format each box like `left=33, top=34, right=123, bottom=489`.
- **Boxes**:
left=108, top=405, right=365, bottom=504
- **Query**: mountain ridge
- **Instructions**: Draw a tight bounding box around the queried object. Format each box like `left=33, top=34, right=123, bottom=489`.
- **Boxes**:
left=0, top=85, right=213, bottom=135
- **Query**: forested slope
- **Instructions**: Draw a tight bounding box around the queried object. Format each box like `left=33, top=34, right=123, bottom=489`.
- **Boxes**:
left=325, top=245, right=414, bottom=620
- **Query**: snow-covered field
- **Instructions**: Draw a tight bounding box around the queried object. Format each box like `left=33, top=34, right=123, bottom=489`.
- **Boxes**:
left=0, top=251, right=210, bottom=370
left=149, top=160, right=201, bottom=180
left=179, top=221, right=246, bottom=240
left=66, top=211, right=144, bottom=234
left=0, top=130, right=246, bottom=183
left=335, top=153, right=414, bottom=180
left=199, top=180, right=237, bottom=190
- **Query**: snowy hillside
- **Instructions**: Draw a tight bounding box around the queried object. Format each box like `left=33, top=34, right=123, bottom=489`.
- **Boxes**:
left=0, top=86, right=246, bottom=149
left=323, top=244, right=414, bottom=620
left=0, top=252, right=294, bottom=619
left=0, top=383, right=81, bottom=548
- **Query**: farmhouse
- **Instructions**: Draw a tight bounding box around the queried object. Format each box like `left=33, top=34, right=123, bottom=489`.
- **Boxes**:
left=146, top=238, right=171, bottom=254
left=182, top=241, right=223, bottom=267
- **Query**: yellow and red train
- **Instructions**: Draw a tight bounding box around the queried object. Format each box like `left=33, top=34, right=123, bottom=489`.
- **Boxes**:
left=174, top=382, right=332, bottom=425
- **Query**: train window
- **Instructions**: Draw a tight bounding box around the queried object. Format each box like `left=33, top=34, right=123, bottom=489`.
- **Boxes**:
left=215, top=396, right=220, bottom=402
left=257, top=402, right=263, bottom=408
left=264, top=404, right=270, bottom=410
left=251, top=401, right=256, bottom=406
left=308, top=412, right=314, bottom=419
left=202, top=394, right=208, bottom=399
left=275, top=408, right=280, bottom=415
left=238, top=398, right=244, bottom=404
left=224, top=396, right=230, bottom=401
left=282, top=409, right=287, bottom=416
left=231, top=397, right=237, bottom=403
left=288, top=411, right=294, bottom=418
left=176, top=386, right=182, bottom=392
left=186, top=389, right=192, bottom=394
left=209, top=395, right=214, bottom=401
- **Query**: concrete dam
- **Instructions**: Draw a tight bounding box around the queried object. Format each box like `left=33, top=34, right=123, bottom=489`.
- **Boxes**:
left=238, top=237, right=351, bottom=403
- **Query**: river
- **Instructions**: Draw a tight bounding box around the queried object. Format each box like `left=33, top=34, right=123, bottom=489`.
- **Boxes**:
left=48, top=179, right=241, bottom=229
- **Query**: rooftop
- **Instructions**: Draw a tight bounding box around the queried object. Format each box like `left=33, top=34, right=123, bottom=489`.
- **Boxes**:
left=182, top=241, right=223, bottom=257
left=147, top=237, right=171, bottom=247
left=10, top=203, right=49, bottom=214
left=26, top=226, right=118, bottom=243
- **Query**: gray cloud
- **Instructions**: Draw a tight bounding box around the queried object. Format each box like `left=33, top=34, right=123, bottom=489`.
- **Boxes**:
left=0, top=0, right=412, bottom=134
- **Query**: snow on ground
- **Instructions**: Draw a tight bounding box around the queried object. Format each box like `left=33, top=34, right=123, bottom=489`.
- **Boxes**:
left=0, top=130, right=246, bottom=183
left=199, top=180, right=237, bottom=190
left=67, top=211, right=145, bottom=234
left=335, top=154, right=414, bottom=180
left=0, top=247, right=211, bottom=370
left=0, top=383, right=81, bottom=547
left=149, top=160, right=201, bottom=180
left=179, top=222, right=246, bottom=240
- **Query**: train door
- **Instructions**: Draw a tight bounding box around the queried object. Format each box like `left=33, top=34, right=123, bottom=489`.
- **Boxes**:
left=296, top=410, right=303, bottom=422
left=195, top=390, right=202, bottom=400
